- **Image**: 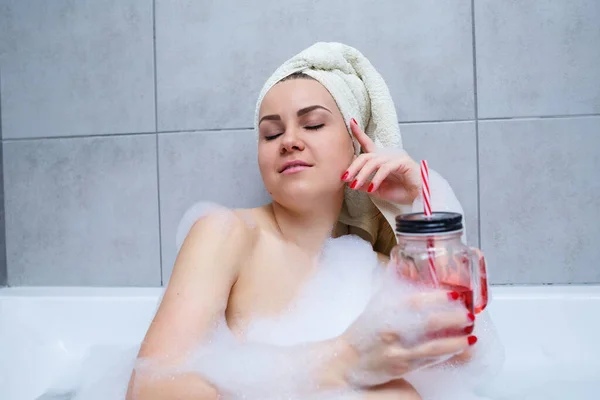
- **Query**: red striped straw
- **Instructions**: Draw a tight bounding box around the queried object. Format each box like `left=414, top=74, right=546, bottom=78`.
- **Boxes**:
left=421, top=160, right=440, bottom=287
left=421, top=160, right=432, bottom=217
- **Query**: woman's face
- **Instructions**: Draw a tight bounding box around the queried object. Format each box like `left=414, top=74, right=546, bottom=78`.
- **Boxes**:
left=257, top=78, right=355, bottom=206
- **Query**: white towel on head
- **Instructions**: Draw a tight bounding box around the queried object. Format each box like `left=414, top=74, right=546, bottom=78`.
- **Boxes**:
left=254, top=42, right=402, bottom=153
left=254, top=42, right=466, bottom=250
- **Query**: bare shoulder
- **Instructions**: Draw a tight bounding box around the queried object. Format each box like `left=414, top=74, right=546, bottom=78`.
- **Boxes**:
left=177, top=204, right=274, bottom=268
left=183, top=206, right=260, bottom=262
left=231, top=204, right=276, bottom=233
left=231, top=207, right=259, bottom=227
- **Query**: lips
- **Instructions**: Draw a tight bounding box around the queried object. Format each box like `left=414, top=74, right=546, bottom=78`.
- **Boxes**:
left=279, top=160, right=312, bottom=173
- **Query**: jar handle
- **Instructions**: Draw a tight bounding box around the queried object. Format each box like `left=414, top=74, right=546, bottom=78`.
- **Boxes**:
left=468, top=247, right=489, bottom=314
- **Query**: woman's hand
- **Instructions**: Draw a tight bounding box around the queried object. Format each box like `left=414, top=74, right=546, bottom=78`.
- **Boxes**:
left=341, top=118, right=421, bottom=205
left=336, top=288, right=477, bottom=388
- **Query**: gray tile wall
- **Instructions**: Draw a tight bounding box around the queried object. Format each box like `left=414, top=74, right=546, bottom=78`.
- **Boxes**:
left=0, top=0, right=598, bottom=286
left=0, top=68, right=5, bottom=286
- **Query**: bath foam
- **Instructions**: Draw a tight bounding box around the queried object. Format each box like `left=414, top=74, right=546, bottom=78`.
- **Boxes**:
left=39, top=205, right=505, bottom=399
left=135, top=234, right=504, bottom=399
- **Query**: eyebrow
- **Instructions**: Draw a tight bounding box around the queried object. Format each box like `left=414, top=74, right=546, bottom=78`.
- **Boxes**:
left=259, top=105, right=332, bottom=125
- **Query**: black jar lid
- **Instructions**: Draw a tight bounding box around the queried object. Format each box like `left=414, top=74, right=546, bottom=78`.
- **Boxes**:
left=395, top=212, right=463, bottom=234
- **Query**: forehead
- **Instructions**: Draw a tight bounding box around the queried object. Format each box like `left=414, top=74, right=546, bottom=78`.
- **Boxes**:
left=259, top=78, right=338, bottom=116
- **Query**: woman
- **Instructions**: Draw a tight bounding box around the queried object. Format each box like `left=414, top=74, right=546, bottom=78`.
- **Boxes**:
left=126, top=43, right=480, bottom=400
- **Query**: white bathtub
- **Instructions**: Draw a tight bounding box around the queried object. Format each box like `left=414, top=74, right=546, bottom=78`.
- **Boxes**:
left=1, top=285, right=599, bottom=400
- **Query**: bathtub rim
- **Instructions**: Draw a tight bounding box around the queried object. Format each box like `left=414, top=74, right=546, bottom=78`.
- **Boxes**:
left=1, top=284, right=600, bottom=300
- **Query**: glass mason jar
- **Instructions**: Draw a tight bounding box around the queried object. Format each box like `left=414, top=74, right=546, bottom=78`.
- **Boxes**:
left=390, top=212, right=489, bottom=316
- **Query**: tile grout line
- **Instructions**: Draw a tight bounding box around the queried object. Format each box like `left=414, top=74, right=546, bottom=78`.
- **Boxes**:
left=152, top=0, right=164, bottom=286
left=0, top=128, right=256, bottom=142
left=153, top=0, right=159, bottom=134
left=0, top=66, right=3, bottom=140
left=471, top=0, right=482, bottom=249
left=0, top=67, right=6, bottom=286
left=478, top=113, right=600, bottom=121
left=156, top=133, right=163, bottom=287
left=400, top=118, right=474, bottom=124
left=3, top=113, right=600, bottom=143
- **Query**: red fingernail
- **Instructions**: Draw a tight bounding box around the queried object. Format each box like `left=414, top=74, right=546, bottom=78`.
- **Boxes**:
left=447, top=291, right=460, bottom=301
left=468, top=336, right=478, bottom=346
left=464, top=325, right=474, bottom=334
left=341, top=171, right=349, bottom=180
left=467, top=313, right=475, bottom=322
left=350, top=180, right=358, bottom=189
left=351, top=118, right=357, bottom=125
left=367, top=183, right=374, bottom=192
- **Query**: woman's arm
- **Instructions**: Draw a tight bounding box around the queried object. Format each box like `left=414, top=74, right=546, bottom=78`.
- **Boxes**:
left=126, top=210, right=351, bottom=400
left=126, top=210, right=256, bottom=399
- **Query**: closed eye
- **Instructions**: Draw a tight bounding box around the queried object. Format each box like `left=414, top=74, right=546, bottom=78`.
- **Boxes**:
left=265, top=133, right=282, bottom=141
left=264, top=124, right=323, bottom=140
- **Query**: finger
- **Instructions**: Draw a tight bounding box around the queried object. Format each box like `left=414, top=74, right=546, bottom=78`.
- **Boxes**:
left=444, top=347, right=474, bottom=365
left=425, top=309, right=475, bottom=334
left=352, top=156, right=388, bottom=191
left=395, top=257, right=420, bottom=281
left=342, top=153, right=376, bottom=183
left=370, top=156, right=420, bottom=196
left=375, top=180, right=418, bottom=205
left=407, top=290, right=466, bottom=311
left=350, top=118, right=376, bottom=153
left=353, top=181, right=371, bottom=192
left=366, top=162, right=395, bottom=193
left=409, top=335, right=476, bottom=360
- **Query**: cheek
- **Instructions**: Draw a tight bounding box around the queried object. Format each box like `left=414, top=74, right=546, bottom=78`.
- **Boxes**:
left=320, top=137, right=354, bottom=171
left=337, top=135, right=356, bottom=165
left=257, top=147, right=274, bottom=176
left=258, top=142, right=275, bottom=163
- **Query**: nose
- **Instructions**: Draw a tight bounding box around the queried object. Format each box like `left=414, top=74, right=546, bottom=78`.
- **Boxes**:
left=279, top=129, right=305, bottom=154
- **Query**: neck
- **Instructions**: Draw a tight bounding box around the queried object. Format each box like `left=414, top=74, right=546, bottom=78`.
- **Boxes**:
left=270, top=192, right=344, bottom=256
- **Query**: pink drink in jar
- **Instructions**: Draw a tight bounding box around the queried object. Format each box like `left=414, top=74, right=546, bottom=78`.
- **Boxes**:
left=391, top=212, right=489, bottom=317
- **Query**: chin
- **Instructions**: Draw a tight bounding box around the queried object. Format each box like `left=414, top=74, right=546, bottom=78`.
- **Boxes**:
left=278, top=185, right=316, bottom=203
left=272, top=182, right=339, bottom=208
